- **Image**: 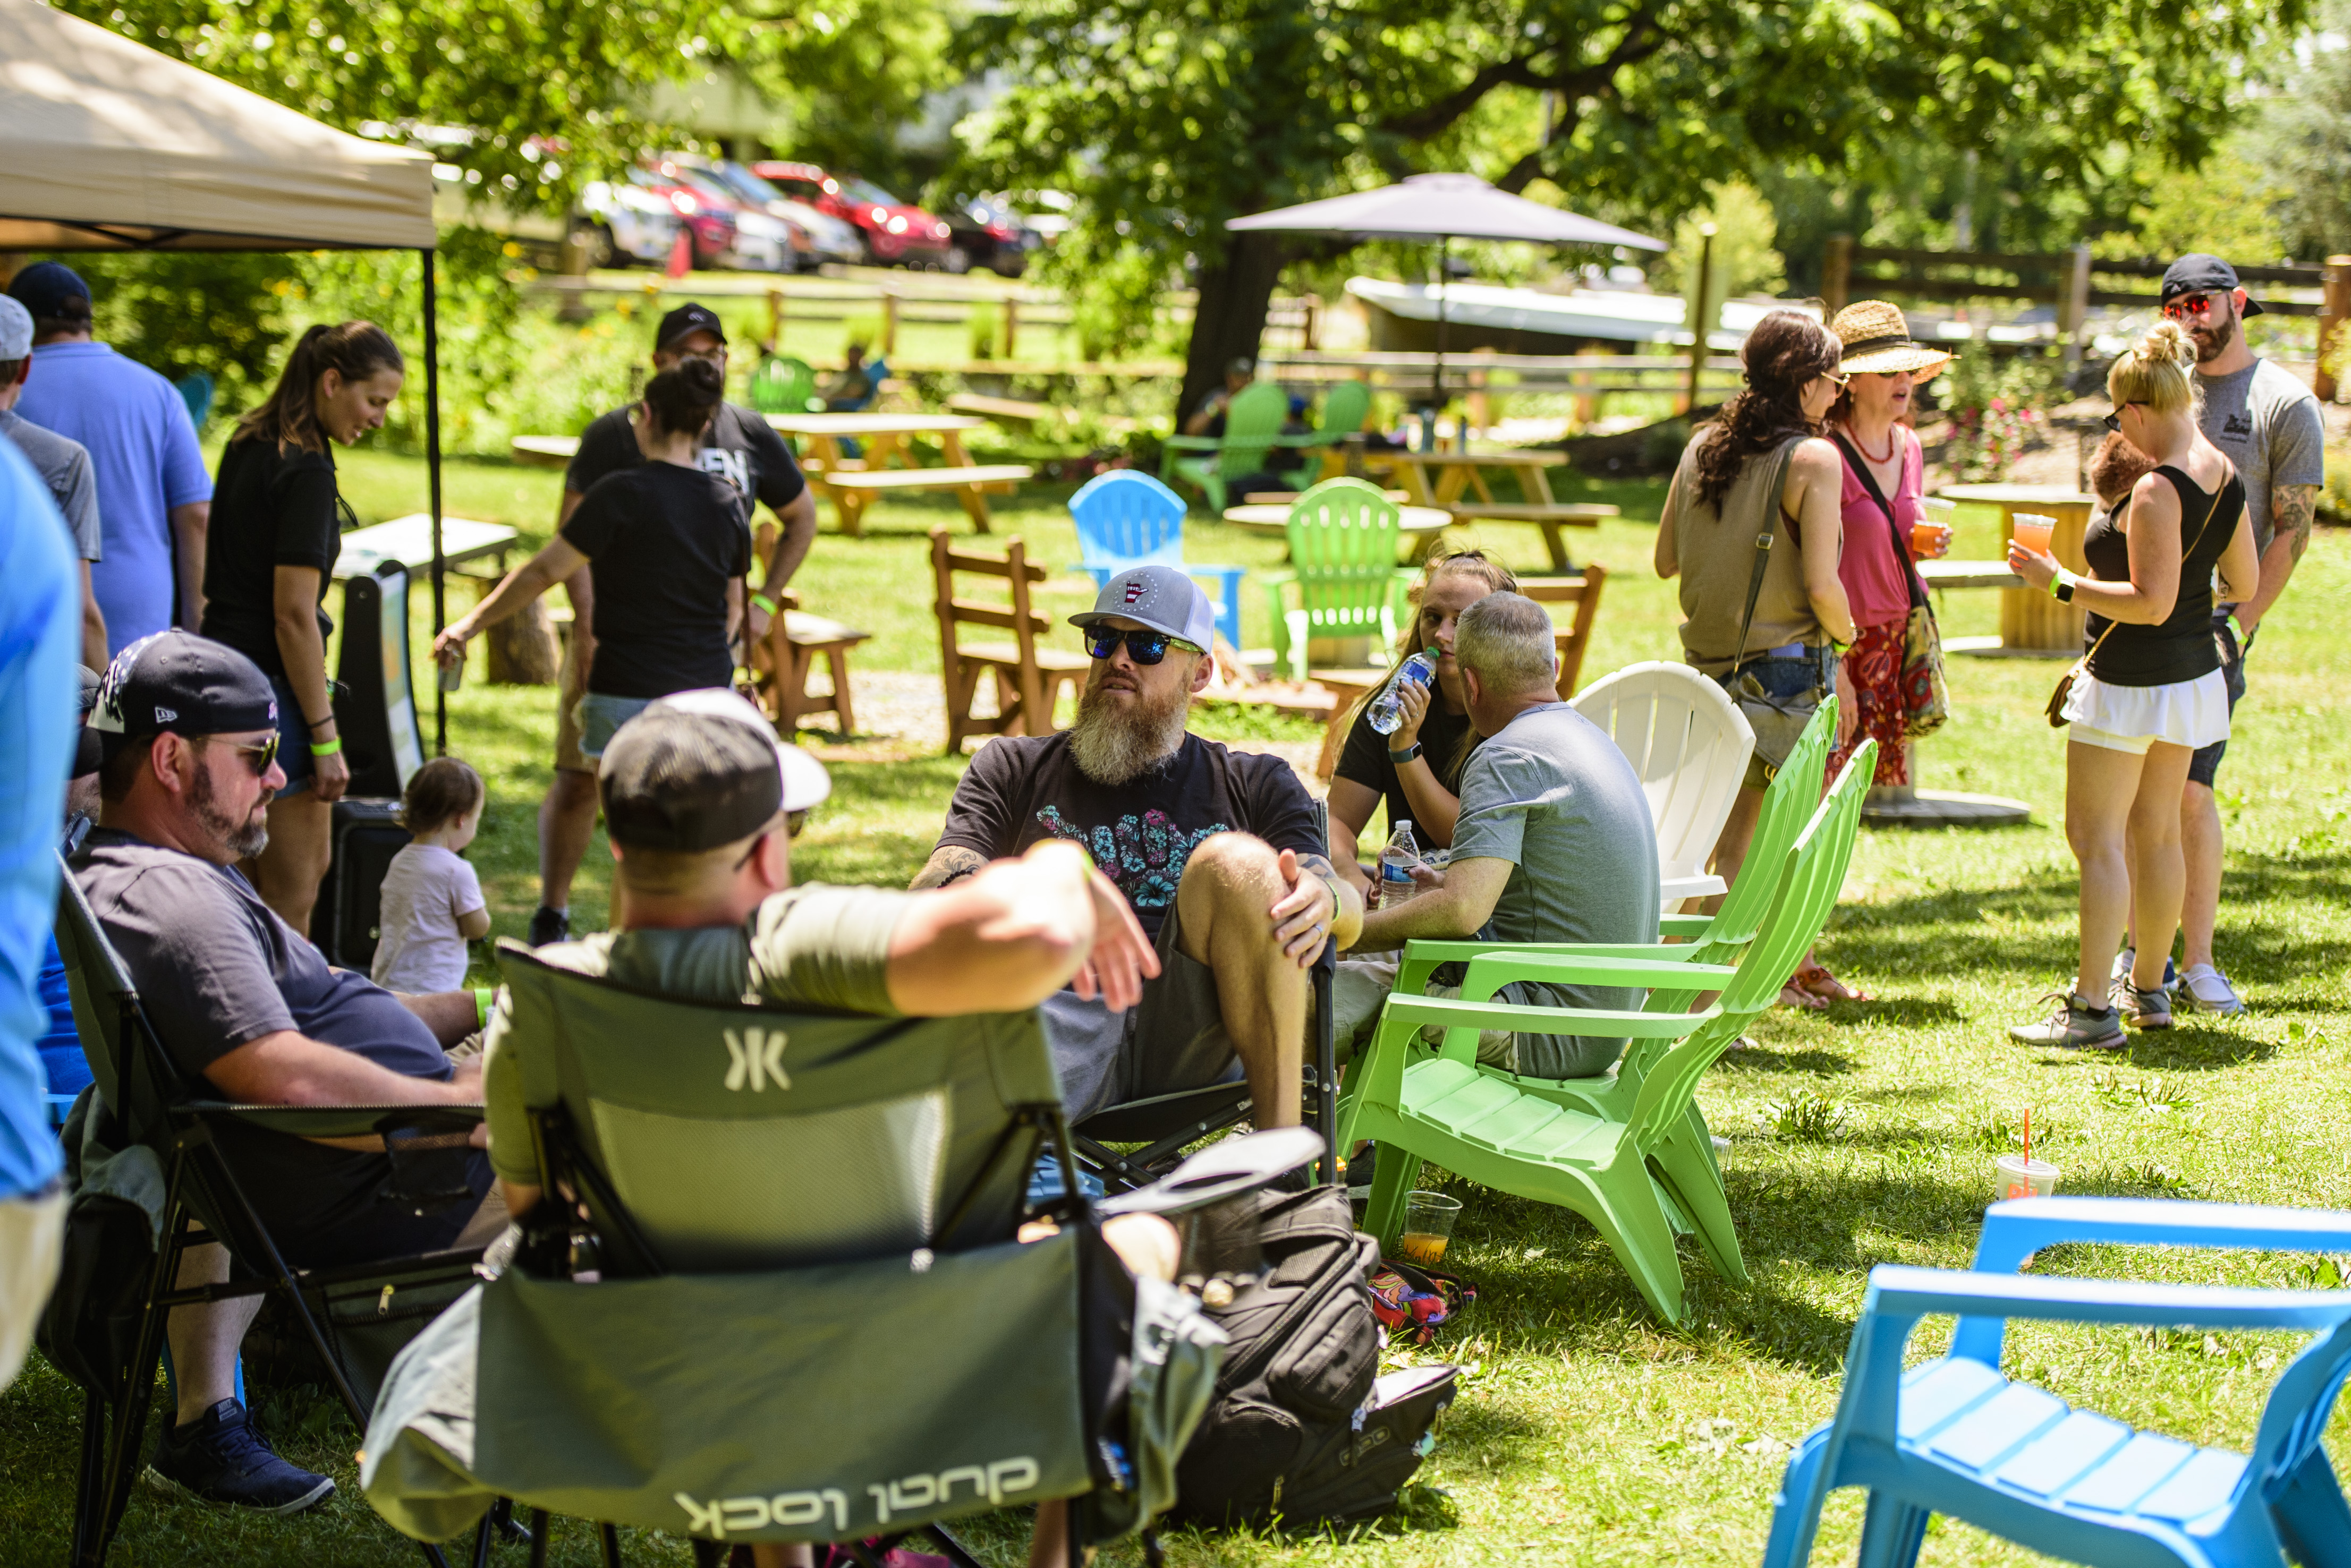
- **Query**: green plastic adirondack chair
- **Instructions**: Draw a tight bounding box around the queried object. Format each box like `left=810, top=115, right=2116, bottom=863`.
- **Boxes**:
left=1338, top=743, right=1874, bottom=1321
left=1258, top=478, right=1416, bottom=680
left=1274, top=380, right=1372, bottom=462
left=1159, top=380, right=1288, bottom=511
left=750, top=354, right=824, bottom=416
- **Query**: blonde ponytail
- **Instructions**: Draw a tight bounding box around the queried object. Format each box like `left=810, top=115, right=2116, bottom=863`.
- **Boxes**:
left=2107, top=319, right=2200, bottom=415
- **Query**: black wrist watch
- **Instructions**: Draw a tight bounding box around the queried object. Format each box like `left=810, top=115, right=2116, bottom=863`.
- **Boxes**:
left=2054, top=578, right=2076, bottom=603
left=1387, top=741, right=1422, bottom=764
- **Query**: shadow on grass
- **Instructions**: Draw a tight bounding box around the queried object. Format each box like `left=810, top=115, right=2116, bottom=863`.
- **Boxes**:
left=1716, top=1045, right=1858, bottom=1077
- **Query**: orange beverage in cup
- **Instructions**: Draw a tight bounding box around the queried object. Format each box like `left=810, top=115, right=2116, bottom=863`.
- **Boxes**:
left=1398, top=1190, right=1460, bottom=1267
left=1912, top=498, right=1955, bottom=557
left=2011, top=513, right=2056, bottom=556
left=1397, top=1231, right=1449, bottom=1266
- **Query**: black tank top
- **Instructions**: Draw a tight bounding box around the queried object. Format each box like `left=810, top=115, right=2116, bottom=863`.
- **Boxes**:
left=2082, top=463, right=2241, bottom=687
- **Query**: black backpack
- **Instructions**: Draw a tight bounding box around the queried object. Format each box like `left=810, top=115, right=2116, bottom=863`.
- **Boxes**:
left=1167, top=1184, right=1458, bottom=1531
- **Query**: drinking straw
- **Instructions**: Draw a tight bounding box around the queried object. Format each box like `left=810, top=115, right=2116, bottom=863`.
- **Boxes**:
left=2022, top=1107, right=2032, bottom=1169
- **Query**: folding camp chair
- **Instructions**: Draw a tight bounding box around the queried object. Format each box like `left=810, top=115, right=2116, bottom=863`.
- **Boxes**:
left=47, top=856, right=490, bottom=1568
left=360, top=942, right=1318, bottom=1563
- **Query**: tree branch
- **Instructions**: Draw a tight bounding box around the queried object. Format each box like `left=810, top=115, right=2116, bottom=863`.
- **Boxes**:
left=1374, top=6, right=1669, bottom=145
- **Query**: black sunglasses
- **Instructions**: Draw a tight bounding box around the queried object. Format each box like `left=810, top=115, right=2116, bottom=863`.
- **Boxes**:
left=2101, top=402, right=2143, bottom=433
left=1082, top=627, right=1198, bottom=665
left=205, top=734, right=279, bottom=777
left=728, top=809, right=812, bottom=871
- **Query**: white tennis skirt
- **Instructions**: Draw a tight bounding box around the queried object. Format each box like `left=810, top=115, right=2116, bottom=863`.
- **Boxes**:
left=2063, top=667, right=2229, bottom=755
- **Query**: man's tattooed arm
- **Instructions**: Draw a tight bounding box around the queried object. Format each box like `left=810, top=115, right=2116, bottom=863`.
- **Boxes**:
left=911, top=845, right=987, bottom=891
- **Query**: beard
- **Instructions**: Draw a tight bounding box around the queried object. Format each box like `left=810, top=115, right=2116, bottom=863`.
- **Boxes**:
left=191, top=761, right=271, bottom=860
left=2191, top=309, right=2238, bottom=364
left=1067, top=674, right=1191, bottom=785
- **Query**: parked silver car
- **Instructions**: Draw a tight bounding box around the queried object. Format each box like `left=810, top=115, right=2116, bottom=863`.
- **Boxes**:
left=576, top=177, right=685, bottom=267
left=683, top=156, right=867, bottom=268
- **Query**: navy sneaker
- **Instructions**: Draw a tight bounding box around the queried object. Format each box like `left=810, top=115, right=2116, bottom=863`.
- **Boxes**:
left=146, top=1399, right=334, bottom=1515
left=527, top=905, right=571, bottom=947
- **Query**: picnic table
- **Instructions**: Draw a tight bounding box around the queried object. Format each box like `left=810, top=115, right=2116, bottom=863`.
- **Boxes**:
left=1367, top=448, right=1616, bottom=569
left=1935, top=483, right=2098, bottom=656
left=334, top=515, right=519, bottom=581
left=510, top=434, right=578, bottom=470
left=1220, top=502, right=1457, bottom=562
left=764, top=412, right=1030, bottom=537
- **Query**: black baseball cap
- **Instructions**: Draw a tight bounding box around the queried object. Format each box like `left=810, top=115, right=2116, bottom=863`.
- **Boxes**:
left=7, top=261, right=94, bottom=323
left=598, top=690, right=828, bottom=853
left=656, top=302, right=727, bottom=353
left=88, top=632, right=278, bottom=763
left=71, top=665, right=102, bottom=779
left=2161, top=254, right=2263, bottom=317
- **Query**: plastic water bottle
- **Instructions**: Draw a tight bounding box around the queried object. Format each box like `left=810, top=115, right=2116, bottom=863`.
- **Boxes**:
left=1367, top=652, right=1437, bottom=735
left=1379, top=820, right=1424, bottom=905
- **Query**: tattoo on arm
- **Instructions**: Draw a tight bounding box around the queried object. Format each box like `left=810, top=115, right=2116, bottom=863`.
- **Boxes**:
left=2276, top=484, right=2317, bottom=562
left=911, top=845, right=987, bottom=891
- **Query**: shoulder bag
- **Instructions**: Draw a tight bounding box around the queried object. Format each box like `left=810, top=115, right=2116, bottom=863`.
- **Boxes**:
left=1830, top=429, right=1949, bottom=738
left=2044, top=479, right=2226, bottom=728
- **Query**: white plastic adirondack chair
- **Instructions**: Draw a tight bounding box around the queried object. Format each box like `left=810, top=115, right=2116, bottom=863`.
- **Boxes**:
left=1572, top=662, right=1755, bottom=904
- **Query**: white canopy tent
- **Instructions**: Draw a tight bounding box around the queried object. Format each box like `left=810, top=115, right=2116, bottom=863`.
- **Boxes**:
left=0, top=0, right=455, bottom=746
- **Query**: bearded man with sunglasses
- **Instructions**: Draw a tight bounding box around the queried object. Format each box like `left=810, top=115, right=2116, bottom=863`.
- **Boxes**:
left=2141, top=255, right=2327, bottom=1015
left=73, top=632, right=497, bottom=1513
left=916, top=567, right=1363, bottom=1129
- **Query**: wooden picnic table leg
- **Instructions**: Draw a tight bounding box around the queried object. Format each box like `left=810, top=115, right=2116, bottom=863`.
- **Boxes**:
left=1468, top=465, right=1498, bottom=504
left=865, top=431, right=906, bottom=471
left=942, top=431, right=993, bottom=533
left=1434, top=466, right=1471, bottom=506
left=826, top=647, right=855, bottom=733
left=1528, top=465, right=1559, bottom=506
left=1393, top=458, right=1435, bottom=507
left=1537, top=521, right=1571, bottom=573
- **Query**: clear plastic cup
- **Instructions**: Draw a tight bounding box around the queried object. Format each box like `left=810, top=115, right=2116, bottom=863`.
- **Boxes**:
left=1913, top=497, right=1956, bottom=557
left=2011, top=513, right=2057, bottom=557
left=1397, top=1190, right=1462, bottom=1266
left=1994, top=1154, right=2061, bottom=1203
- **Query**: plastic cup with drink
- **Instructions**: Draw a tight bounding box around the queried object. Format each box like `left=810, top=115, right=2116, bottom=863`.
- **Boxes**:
left=1993, top=1154, right=2060, bottom=1202
left=1912, top=497, right=1956, bottom=559
left=2011, top=512, right=2057, bottom=558
left=1397, top=1190, right=1462, bottom=1266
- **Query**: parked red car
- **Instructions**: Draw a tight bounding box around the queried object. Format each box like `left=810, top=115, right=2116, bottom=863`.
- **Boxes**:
left=751, top=162, right=953, bottom=267
left=627, top=165, right=737, bottom=269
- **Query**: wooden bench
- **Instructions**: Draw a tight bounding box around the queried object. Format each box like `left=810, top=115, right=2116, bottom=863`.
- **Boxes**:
left=826, top=463, right=1033, bottom=536
left=754, top=593, right=874, bottom=735
left=947, top=392, right=1057, bottom=428
left=1442, top=502, right=1621, bottom=571
left=1305, top=564, right=1608, bottom=778
left=931, top=527, right=1090, bottom=755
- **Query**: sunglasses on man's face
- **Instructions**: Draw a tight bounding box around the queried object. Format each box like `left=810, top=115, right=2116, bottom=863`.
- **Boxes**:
left=1083, top=627, right=1198, bottom=666
left=206, top=735, right=279, bottom=777
left=2161, top=292, right=2221, bottom=320
left=729, top=810, right=812, bottom=872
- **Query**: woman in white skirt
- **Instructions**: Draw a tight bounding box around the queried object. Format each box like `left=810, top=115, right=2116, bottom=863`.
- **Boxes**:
left=2006, top=320, right=2260, bottom=1047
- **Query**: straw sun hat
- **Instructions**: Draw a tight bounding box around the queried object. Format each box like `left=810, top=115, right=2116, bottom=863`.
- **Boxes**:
left=1828, top=300, right=1953, bottom=380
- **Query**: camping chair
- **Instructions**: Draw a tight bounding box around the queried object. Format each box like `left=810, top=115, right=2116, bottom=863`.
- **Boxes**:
left=1067, top=471, right=1247, bottom=649
left=1762, top=1196, right=2351, bottom=1568
left=749, top=354, right=824, bottom=416
left=1259, top=479, right=1416, bottom=682
left=359, top=943, right=1320, bottom=1563
left=1572, top=661, right=1756, bottom=906
left=1160, top=381, right=1289, bottom=513
left=931, top=526, right=1089, bottom=755
left=45, top=857, right=489, bottom=1568
left=1338, top=746, right=1873, bottom=1321
left=1069, top=803, right=1344, bottom=1195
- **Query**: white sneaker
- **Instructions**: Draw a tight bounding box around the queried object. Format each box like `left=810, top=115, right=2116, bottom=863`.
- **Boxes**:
left=2177, top=964, right=2245, bottom=1016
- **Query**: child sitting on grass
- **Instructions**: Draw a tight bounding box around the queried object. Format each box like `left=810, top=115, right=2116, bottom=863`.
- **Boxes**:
left=372, top=757, right=492, bottom=993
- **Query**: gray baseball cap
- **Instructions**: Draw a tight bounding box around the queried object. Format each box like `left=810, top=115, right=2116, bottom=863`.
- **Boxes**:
left=1068, top=565, right=1217, bottom=651
left=0, top=296, right=30, bottom=360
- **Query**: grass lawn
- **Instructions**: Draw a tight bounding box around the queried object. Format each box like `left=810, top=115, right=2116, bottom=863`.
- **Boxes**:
left=6, top=453, right=2349, bottom=1566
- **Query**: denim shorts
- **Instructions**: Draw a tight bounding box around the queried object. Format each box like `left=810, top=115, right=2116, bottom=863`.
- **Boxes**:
left=269, top=676, right=315, bottom=797
left=575, top=693, right=653, bottom=759
left=2186, top=611, right=2247, bottom=788
left=1709, top=646, right=1834, bottom=790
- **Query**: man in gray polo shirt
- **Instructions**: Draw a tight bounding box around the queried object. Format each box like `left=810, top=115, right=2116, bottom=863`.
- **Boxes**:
left=1337, top=593, right=1660, bottom=1077
left=2140, top=255, right=2327, bottom=1015
left=0, top=295, right=105, bottom=670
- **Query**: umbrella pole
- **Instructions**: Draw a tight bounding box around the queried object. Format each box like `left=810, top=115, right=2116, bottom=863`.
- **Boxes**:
left=422, top=246, right=446, bottom=757
left=1432, top=237, right=1449, bottom=453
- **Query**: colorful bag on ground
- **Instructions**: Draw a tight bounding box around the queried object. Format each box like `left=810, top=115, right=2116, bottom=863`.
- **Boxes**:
left=1368, top=1258, right=1476, bottom=1346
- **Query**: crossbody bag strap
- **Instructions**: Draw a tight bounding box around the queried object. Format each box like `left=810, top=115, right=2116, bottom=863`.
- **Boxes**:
left=1830, top=428, right=1930, bottom=612
left=1729, top=437, right=1804, bottom=674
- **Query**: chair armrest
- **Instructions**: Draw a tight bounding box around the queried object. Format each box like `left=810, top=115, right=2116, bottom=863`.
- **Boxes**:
left=1458, top=950, right=1736, bottom=998
left=186, top=1100, right=485, bottom=1140
left=1974, top=1197, right=2351, bottom=1275
left=1659, top=914, right=1714, bottom=936
left=1379, top=992, right=1710, bottom=1039
left=1162, top=434, right=1223, bottom=453
left=1870, top=1263, right=2351, bottom=1335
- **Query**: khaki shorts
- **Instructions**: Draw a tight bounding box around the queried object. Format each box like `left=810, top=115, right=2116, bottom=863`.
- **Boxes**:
left=552, top=631, right=591, bottom=774
left=1, top=1183, right=65, bottom=1391
left=1334, top=956, right=1517, bottom=1071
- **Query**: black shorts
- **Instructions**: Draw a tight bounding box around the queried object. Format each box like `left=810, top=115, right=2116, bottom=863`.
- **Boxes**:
left=1037, top=899, right=1238, bottom=1125
left=2186, top=613, right=2247, bottom=789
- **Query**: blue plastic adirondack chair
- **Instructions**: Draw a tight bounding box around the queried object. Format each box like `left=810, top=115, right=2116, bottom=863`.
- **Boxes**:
left=1763, top=1196, right=2351, bottom=1568
left=1067, top=470, right=1246, bottom=649
left=174, top=372, right=213, bottom=432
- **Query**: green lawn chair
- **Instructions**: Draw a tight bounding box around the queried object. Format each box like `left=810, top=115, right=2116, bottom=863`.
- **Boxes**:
left=1338, top=744, right=1874, bottom=1322
left=1274, top=380, right=1373, bottom=471
left=749, top=354, right=824, bottom=416
left=1159, top=380, right=1288, bottom=512
left=1259, top=478, right=1417, bottom=680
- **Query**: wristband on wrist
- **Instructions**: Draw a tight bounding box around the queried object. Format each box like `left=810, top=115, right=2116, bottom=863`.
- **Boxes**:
left=1387, top=740, right=1422, bottom=764
left=750, top=592, right=779, bottom=616
left=474, top=987, right=494, bottom=1029
left=309, top=737, right=343, bottom=757
left=2051, top=567, right=2077, bottom=601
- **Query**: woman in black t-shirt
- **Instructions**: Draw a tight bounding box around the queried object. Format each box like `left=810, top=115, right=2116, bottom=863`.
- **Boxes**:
left=199, top=320, right=405, bottom=933
left=1326, top=550, right=1518, bottom=901
left=436, top=359, right=749, bottom=759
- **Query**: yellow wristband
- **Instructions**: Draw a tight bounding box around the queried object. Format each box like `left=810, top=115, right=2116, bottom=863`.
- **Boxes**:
left=751, top=592, right=779, bottom=616
left=309, top=737, right=342, bottom=757
left=474, top=987, right=494, bottom=1029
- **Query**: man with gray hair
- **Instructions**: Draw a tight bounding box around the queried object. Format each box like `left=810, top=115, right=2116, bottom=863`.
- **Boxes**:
left=1337, top=592, right=1660, bottom=1076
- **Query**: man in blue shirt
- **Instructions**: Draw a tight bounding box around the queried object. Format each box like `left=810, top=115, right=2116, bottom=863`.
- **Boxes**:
left=0, top=434, right=79, bottom=1394
left=8, top=263, right=213, bottom=658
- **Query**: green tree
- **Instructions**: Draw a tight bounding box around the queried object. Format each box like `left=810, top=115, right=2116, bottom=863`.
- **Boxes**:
left=2250, top=0, right=2351, bottom=262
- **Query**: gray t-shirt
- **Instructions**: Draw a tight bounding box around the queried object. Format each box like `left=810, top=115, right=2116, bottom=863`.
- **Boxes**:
left=2197, top=359, right=2325, bottom=557
left=0, top=408, right=100, bottom=561
left=1449, top=702, right=1662, bottom=1078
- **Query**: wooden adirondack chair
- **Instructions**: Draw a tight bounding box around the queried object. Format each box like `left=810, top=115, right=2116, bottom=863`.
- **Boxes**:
left=749, top=355, right=824, bottom=416
left=1572, top=661, right=1756, bottom=905
left=1160, top=380, right=1289, bottom=511
left=1066, top=470, right=1246, bottom=648
left=1259, top=479, right=1415, bottom=680
left=1339, top=745, right=1874, bottom=1321
left=929, top=527, right=1090, bottom=755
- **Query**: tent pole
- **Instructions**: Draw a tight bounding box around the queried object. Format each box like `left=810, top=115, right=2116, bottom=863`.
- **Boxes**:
left=422, top=246, right=446, bottom=757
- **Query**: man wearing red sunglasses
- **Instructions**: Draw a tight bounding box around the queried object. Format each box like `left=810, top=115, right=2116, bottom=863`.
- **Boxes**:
left=2137, top=255, right=2326, bottom=1016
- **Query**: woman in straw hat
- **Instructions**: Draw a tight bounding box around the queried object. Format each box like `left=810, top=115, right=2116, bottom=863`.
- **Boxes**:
left=1819, top=302, right=1951, bottom=805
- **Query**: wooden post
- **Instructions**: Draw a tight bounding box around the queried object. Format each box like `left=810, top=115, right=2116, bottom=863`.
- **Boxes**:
left=880, top=288, right=899, bottom=355
left=2060, top=244, right=2092, bottom=368
left=2318, top=255, right=2351, bottom=404
left=766, top=287, right=786, bottom=351
left=1003, top=295, right=1020, bottom=361
left=1302, top=293, right=1321, bottom=351
left=1821, top=234, right=1852, bottom=317
left=1682, top=223, right=1715, bottom=416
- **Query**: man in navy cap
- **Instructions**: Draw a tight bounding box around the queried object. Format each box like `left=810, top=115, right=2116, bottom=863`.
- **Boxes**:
left=75, top=632, right=501, bottom=1512
left=522, top=300, right=819, bottom=949
left=2133, top=255, right=2327, bottom=1016
left=7, top=261, right=212, bottom=659
left=915, top=568, right=1362, bottom=1129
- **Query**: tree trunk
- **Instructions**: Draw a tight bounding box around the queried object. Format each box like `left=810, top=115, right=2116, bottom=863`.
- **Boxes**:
left=1178, top=230, right=1287, bottom=425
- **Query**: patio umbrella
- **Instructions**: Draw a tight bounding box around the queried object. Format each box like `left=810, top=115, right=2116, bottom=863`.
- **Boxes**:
left=1228, top=173, right=1665, bottom=442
